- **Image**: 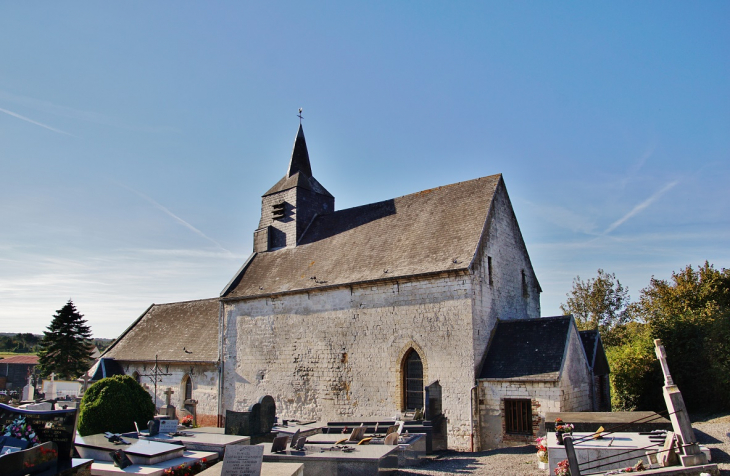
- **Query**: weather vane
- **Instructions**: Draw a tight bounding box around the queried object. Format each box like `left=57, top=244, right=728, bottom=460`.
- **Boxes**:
left=298, top=108, right=303, bottom=124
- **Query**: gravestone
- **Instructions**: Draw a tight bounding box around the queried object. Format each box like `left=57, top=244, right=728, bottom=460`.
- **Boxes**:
left=424, top=381, right=442, bottom=420
left=225, top=406, right=260, bottom=437
left=221, top=445, right=264, bottom=476
left=0, top=402, right=77, bottom=461
left=159, top=419, right=178, bottom=433
left=160, top=388, right=176, bottom=420
left=21, top=384, right=34, bottom=402
left=383, top=433, right=398, bottom=445
left=258, top=395, right=276, bottom=434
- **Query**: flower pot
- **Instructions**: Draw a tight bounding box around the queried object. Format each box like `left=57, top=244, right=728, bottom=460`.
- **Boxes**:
left=538, top=461, right=548, bottom=470
left=556, top=432, right=564, bottom=445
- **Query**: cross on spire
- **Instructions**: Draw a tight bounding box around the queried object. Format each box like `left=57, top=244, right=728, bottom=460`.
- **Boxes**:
left=297, top=108, right=303, bottom=124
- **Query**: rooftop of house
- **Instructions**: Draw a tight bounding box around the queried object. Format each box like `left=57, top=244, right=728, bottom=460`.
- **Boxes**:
left=0, top=355, right=39, bottom=365
left=478, top=316, right=573, bottom=381
left=101, top=298, right=219, bottom=363
left=223, top=173, right=504, bottom=299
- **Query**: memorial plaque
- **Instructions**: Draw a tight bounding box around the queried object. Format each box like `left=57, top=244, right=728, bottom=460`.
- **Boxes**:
left=159, top=419, right=179, bottom=433
left=270, top=436, right=289, bottom=453
left=221, top=444, right=264, bottom=476
left=0, top=402, right=77, bottom=461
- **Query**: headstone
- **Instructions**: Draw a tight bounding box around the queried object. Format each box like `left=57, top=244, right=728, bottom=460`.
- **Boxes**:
left=258, top=395, right=276, bottom=434
left=385, top=425, right=398, bottom=436
left=148, top=419, right=160, bottom=436
left=289, top=429, right=301, bottom=448
left=0, top=402, right=77, bottom=461
left=270, top=436, right=288, bottom=453
left=348, top=425, right=366, bottom=442
left=225, top=408, right=260, bottom=436
left=221, top=445, right=264, bottom=476
left=383, top=433, right=398, bottom=445
left=21, top=384, right=34, bottom=402
left=654, top=339, right=707, bottom=466
left=159, top=419, right=179, bottom=433
left=425, top=381, right=442, bottom=420
left=294, top=437, right=307, bottom=450
left=160, top=388, right=176, bottom=419
left=248, top=403, right=261, bottom=435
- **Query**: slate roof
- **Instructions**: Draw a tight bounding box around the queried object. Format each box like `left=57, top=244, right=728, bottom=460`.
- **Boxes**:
left=223, top=174, right=503, bottom=299
left=0, top=355, right=39, bottom=365
left=478, top=316, right=572, bottom=381
left=87, top=357, right=125, bottom=382
left=102, top=298, right=219, bottom=363
left=579, top=330, right=598, bottom=367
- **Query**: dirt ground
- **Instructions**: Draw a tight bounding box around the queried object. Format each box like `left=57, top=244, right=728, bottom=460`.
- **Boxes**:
left=398, top=413, right=730, bottom=475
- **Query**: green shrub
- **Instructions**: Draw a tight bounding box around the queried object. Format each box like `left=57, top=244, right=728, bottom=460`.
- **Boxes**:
left=78, top=375, right=155, bottom=436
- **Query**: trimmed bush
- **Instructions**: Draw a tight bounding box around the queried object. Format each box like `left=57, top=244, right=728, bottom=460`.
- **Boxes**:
left=78, top=375, right=155, bottom=436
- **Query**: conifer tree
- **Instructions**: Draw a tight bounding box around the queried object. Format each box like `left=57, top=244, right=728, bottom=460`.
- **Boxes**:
left=37, top=300, right=94, bottom=380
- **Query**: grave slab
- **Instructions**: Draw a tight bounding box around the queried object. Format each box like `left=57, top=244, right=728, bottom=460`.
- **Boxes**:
left=75, top=434, right=184, bottom=465
left=548, top=432, right=661, bottom=473
left=304, top=433, right=426, bottom=467
left=88, top=450, right=217, bottom=476
left=199, top=461, right=304, bottom=476
left=260, top=442, right=398, bottom=476
left=134, top=432, right=251, bottom=458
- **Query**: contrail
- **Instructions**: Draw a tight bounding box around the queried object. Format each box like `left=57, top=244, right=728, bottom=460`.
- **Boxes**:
left=604, top=181, right=679, bottom=235
left=0, top=107, right=73, bottom=136
left=124, top=185, right=232, bottom=255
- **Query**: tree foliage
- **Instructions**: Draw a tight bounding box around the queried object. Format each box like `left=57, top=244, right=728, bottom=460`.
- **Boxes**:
left=560, top=269, right=631, bottom=346
left=78, top=375, right=155, bottom=436
left=37, top=300, right=94, bottom=380
left=566, top=263, right=730, bottom=412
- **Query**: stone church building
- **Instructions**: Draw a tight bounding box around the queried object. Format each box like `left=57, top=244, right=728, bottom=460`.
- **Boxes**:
left=102, top=124, right=601, bottom=450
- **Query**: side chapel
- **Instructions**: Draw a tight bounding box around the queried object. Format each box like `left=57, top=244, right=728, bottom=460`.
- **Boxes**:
left=101, top=124, right=602, bottom=450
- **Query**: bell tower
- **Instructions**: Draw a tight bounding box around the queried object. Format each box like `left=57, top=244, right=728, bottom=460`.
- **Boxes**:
left=253, top=124, right=334, bottom=252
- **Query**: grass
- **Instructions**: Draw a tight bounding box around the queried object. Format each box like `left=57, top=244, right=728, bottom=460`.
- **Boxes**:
left=0, top=351, right=37, bottom=359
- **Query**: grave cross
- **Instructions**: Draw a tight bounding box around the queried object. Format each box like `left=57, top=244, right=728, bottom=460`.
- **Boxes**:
left=654, top=339, right=674, bottom=386
left=137, top=355, right=173, bottom=408
left=163, top=387, right=174, bottom=407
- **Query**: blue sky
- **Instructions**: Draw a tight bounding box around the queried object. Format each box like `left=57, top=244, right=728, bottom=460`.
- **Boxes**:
left=1, top=2, right=728, bottom=338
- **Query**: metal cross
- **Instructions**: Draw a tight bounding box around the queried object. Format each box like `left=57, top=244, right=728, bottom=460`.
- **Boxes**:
left=297, top=108, right=303, bottom=124
left=137, top=355, right=172, bottom=408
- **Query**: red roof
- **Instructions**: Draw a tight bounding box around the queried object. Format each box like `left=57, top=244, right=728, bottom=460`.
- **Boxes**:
left=0, top=355, right=39, bottom=365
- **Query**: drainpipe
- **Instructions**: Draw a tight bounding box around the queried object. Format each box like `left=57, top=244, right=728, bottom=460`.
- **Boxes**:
left=470, top=384, right=478, bottom=452
left=217, top=300, right=225, bottom=427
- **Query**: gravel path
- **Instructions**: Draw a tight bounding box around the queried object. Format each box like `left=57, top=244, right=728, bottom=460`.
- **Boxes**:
left=398, top=413, right=730, bottom=475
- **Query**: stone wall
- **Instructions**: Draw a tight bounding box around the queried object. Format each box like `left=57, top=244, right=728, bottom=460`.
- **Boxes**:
left=559, top=324, right=593, bottom=412
left=223, top=273, right=476, bottom=449
left=121, top=362, right=220, bottom=427
left=470, top=179, right=541, bottom=371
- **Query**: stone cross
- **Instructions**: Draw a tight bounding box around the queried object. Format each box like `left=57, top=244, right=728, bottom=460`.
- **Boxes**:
left=653, top=339, right=706, bottom=466
left=654, top=339, right=675, bottom=386
left=163, top=387, right=175, bottom=407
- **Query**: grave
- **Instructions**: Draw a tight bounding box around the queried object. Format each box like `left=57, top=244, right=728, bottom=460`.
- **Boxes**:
left=225, top=395, right=278, bottom=443
left=130, top=429, right=251, bottom=458
left=75, top=434, right=186, bottom=465
left=0, top=402, right=92, bottom=476
left=160, top=388, right=176, bottom=420
left=545, top=411, right=672, bottom=433
left=260, top=441, right=399, bottom=476
left=304, top=432, right=427, bottom=468
left=88, top=449, right=217, bottom=476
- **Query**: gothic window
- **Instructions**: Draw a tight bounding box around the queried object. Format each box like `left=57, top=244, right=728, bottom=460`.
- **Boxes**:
left=182, top=374, right=193, bottom=401
left=403, top=349, right=424, bottom=411
left=504, top=399, right=532, bottom=435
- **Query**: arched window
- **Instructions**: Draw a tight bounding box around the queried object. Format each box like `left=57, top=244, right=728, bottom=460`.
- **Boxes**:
left=183, top=375, right=193, bottom=401
left=132, top=371, right=140, bottom=383
left=403, top=350, right=424, bottom=410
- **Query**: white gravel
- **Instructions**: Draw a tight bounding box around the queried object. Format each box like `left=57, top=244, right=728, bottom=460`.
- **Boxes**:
left=398, top=413, right=730, bottom=475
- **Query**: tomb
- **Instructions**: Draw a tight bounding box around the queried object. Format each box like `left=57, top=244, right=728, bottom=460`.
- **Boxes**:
left=225, top=395, right=278, bottom=443
left=260, top=441, right=399, bottom=476
left=131, top=429, right=251, bottom=458
left=74, top=434, right=186, bottom=465
left=0, top=402, right=92, bottom=476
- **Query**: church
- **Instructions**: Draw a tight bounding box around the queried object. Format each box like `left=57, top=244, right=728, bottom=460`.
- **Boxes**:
left=102, top=124, right=602, bottom=450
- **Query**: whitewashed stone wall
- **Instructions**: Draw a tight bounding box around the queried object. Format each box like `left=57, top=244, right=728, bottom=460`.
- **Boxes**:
left=223, top=274, right=477, bottom=449
left=121, top=362, right=219, bottom=426
left=470, top=180, right=541, bottom=371
left=476, top=323, right=593, bottom=449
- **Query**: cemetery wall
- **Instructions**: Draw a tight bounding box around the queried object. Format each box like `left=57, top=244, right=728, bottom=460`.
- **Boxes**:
left=223, top=273, right=477, bottom=450
left=470, top=181, right=541, bottom=371
left=123, top=362, right=219, bottom=427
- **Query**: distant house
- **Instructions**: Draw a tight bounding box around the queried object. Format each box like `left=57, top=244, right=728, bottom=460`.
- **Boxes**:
left=579, top=329, right=611, bottom=411
left=0, top=355, right=39, bottom=390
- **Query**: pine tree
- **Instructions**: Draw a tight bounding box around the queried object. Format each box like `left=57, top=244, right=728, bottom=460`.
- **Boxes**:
left=37, top=300, right=94, bottom=380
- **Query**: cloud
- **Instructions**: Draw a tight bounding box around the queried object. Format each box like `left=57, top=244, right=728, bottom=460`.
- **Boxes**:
left=121, top=185, right=233, bottom=255
left=0, top=107, right=73, bottom=136
left=603, top=181, right=679, bottom=235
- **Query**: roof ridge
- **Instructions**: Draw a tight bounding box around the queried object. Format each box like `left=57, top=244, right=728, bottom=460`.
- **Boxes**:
left=152, top=297, right=220, bottom=307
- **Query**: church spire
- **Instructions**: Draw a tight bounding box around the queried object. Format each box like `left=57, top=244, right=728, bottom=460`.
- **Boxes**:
left=286, top=124, right=312, bottom=178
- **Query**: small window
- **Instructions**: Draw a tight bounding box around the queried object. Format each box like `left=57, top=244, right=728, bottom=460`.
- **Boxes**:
left=521, top=270, right=528, bottom=297
left=183, top=375, right=193, bottom=401
left=488, top=256, right=493, bottom=286
left=504, top=399, right=532, bottom=435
